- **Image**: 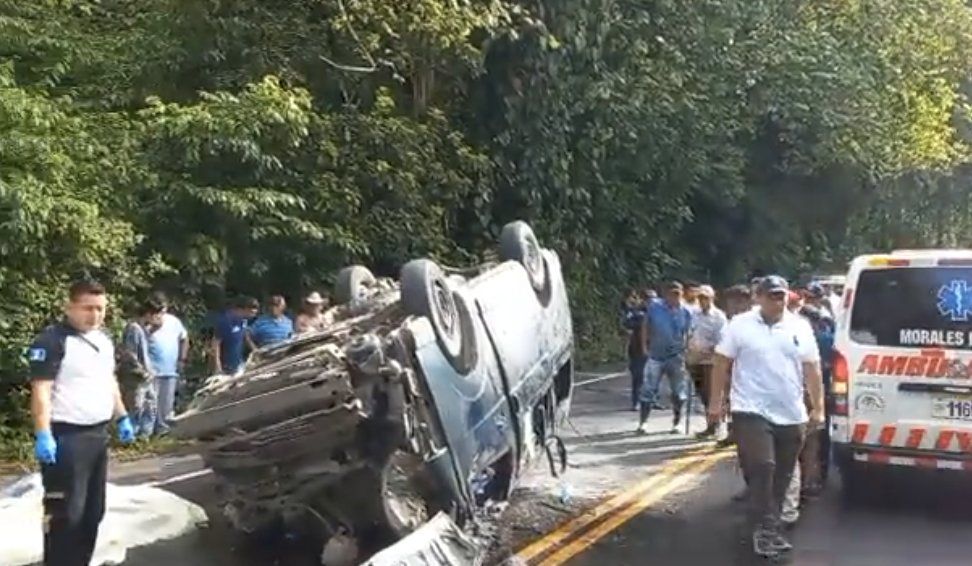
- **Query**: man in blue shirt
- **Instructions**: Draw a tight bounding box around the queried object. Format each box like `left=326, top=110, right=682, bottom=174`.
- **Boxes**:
left=211, top=296, right=259, bottom=375
left=147, top=292, right=189, bottom=436
left=798, top=304, right=836, bottom=495
left=637, top=281, right=693, bottom=434
left=248, top=295, right=294, bottom=348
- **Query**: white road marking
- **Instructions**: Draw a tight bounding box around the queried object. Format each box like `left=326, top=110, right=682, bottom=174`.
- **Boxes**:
left=576, top=372, right=626, bottom=387
left=148, top=468, right=213, bottom=487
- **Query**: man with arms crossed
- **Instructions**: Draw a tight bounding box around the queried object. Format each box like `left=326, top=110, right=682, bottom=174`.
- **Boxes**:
left=707, top=275, right=824, bottom=558
left=28, top=279, right=136, bottom=565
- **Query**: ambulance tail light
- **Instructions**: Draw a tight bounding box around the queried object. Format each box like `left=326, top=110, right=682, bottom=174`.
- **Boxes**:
left=832, top=350, right=849, bottom=416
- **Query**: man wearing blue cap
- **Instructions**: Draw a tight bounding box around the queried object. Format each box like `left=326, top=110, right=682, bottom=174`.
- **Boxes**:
left=707, top=275, right=825, bottom=558
left=636, top=281, right=693, bottom=434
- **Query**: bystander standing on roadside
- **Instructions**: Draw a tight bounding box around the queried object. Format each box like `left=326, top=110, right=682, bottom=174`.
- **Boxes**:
left=147, top=291, right=189, bottom=436
left=684, top=282, right=703, bottom=314
left=722, top=284, right=754, bottom=319
left=119, top=298, right=165, bottom=438
left=294, top=291, right=329, bottom=335
left=248, top=295, right=294, bottom=349
left=636, top=281, right=693, bottom=434
left=621, top=289, right=648, bottom=411
left=715, top=283, right=753, bottom=449
left=787, top=290, right=804, bottom=313
left=804, top=283, right=835, bottom=320
left=708, top=275, right=825, bottom=558
left=797, top=304, right=836, bottom=496
left=27, top=279, right=136, bottom=566
left=687, top=285, right=728, bottom=438
left=211, top=296, right=259, bottom=375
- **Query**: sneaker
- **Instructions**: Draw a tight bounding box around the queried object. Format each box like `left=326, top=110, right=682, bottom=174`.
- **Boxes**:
left=752, top=529, right=779, bottom=558
left=768, top=531, right=794, bottom=552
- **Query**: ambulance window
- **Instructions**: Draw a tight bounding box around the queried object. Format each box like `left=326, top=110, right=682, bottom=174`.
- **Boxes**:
left=849, top=267, right=972, bottom=348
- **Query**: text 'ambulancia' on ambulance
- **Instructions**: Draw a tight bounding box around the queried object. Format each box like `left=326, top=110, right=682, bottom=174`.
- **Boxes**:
left=833, top=249, right=972, bottom=495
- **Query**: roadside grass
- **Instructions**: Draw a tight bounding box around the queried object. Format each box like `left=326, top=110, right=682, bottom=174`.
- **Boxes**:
left=0, top=433, right=195, bottom=476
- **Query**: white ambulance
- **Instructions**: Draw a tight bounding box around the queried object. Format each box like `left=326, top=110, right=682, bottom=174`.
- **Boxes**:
left=833, top=249, right=972, bottom=495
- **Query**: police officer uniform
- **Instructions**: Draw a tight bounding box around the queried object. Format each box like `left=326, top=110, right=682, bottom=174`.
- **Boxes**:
left=28, top=321, right=130, bottom=566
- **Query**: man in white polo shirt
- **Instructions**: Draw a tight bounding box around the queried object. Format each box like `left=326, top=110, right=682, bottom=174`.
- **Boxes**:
left=28, top=279, right=136, bottom=566
left=707, top=275, right=824, bottom=558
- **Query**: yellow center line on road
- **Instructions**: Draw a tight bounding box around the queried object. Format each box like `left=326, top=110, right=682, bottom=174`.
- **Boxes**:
left=514, top=444, right=728, bottom=563
left=535, top=449, right=734, bottom=566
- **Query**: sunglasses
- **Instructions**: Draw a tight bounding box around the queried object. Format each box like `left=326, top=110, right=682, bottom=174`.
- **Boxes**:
left=767, top=291, right=787, bottom=300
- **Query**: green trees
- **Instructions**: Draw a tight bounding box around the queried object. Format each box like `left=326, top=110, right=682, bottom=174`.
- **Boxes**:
left=3, top=0, right=972, bottom=439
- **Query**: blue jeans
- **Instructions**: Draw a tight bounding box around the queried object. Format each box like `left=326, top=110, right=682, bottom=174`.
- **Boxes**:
left=640, top=356, right=689, bottom=407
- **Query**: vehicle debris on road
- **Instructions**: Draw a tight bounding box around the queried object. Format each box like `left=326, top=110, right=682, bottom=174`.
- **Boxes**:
left=172, top=221, right=575, bottom=564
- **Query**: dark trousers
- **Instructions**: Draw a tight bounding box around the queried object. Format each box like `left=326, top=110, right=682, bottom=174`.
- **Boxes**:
left=42, top=422, right=109, bottom=566
left=733, top=412, right=805, bottom=532
left=629, top=355, right=647, bottom=407
left=688, top=364, right=712, bottom=411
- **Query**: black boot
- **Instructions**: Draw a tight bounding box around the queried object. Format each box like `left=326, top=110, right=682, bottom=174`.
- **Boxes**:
left=672, top=401, right=683, bottom=432
left=695, top=423, right=717, bottom=439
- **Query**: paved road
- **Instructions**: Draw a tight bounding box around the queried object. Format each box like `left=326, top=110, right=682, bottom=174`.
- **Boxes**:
left=118, top=369, right=714, bottom=565
left=12, top=370, right=971, bottom=565
left=564, top=443, right=972, bottom=566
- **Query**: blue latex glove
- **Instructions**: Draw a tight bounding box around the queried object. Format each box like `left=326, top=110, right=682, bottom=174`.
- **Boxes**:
left=34, top=430, right=57, bottom=465
left=116, top=415, right=135, bottom=444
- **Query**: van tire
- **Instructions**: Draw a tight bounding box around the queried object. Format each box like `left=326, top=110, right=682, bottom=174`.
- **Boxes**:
left=499, top=221, right=548, bottom=296
left=336, top=265, right=376, bottom=304
left=400, top=259, right=476, bottom=374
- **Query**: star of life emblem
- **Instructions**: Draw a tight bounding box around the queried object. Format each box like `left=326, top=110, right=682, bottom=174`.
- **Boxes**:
left=937, top=279, right=972, bottom=322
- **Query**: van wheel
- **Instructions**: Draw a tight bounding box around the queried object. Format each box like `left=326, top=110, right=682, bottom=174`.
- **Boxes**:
left=400, top=259, right=476, bottom=374
left=335, top=266, right=375, bottom=304
left=499, top=221, right=548, bottom=295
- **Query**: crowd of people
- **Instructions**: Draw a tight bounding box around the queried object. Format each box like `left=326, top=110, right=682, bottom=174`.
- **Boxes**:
left=115, top=289, right=337, bottom=440
left=621, top=275, right=839, bottom=558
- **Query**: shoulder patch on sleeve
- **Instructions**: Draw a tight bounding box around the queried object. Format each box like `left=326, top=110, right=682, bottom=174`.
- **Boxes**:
left=28, top=347, right=47, bottom=362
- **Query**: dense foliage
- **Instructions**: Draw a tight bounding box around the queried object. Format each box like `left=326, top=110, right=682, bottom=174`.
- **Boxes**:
left=3, top=0, right=972, bottom=443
